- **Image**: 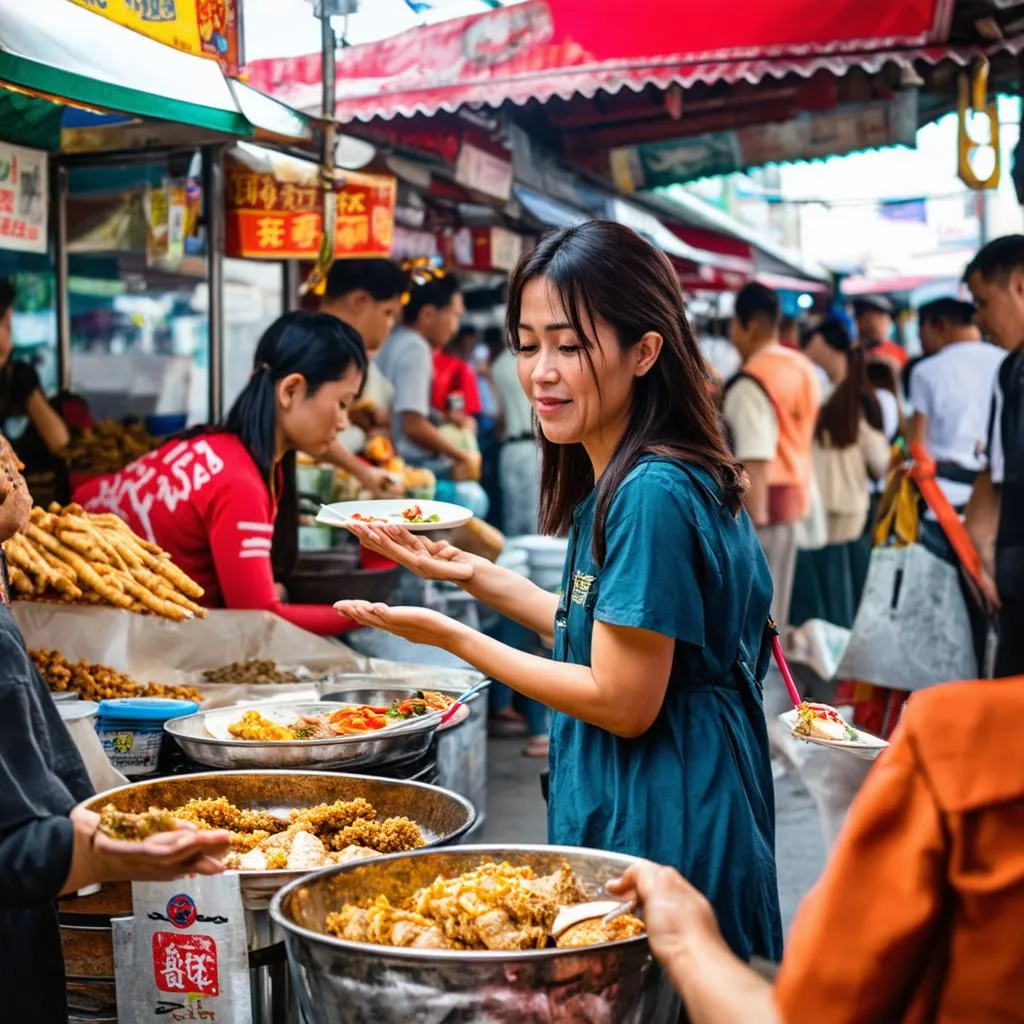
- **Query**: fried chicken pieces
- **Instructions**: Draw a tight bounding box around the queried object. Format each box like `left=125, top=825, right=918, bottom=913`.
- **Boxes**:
left=326, top=862, right=645, bottom=952
left=164, top=796, right=423, bottom=871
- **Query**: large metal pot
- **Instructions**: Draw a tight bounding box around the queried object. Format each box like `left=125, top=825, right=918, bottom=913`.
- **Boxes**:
left=64, top=771, right=476, bottom=1023
left=271, top=845, right=680, bottom=1024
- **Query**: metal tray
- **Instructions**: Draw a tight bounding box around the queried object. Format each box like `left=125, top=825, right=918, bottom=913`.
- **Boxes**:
left=80, top=771, right=476, bottom=910
left=164, top=700, right=439, bottom=771
left=271, top=845, right=679, bottom=1024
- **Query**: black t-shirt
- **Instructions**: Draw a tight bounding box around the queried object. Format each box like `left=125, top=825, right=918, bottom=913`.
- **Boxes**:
left=0, top=360, right=42, bottom=421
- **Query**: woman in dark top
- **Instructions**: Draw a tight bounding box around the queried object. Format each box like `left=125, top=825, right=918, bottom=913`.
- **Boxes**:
left=0, top=437, right=230, bottom=1023
left=338, top=222, right=783, bottom=962
left=0, top=278, right=70, bottom=467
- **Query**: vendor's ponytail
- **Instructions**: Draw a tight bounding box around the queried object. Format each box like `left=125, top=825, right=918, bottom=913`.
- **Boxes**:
left=223, top=311, right=367, bottom=577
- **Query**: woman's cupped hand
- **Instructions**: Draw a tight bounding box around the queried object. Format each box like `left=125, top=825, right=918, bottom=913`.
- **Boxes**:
left=70, top=807, right=232, bottom=886
left=345, top=522, right=475, bottom=584
left=334, top=600, right=462, bottom=650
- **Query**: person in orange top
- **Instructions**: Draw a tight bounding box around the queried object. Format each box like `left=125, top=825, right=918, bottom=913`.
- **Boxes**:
left=608, top=677, right=1024, bottom=1023
left=723, top=282, right=820, bottom=627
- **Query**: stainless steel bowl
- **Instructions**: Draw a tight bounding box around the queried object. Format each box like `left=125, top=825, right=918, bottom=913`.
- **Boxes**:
left=81, top=771, right=476, bottom=910
left=271, top=845, right=680, bottom=1023
left=164, top=701, right=438, bottom=771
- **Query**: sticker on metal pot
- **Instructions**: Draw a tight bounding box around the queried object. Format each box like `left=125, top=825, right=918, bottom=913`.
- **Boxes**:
left=113, top=874, right=252, bottom=1023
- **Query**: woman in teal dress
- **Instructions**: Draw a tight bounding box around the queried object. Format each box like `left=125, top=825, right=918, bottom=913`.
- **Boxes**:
left=337, top=221, right=783, bottom=962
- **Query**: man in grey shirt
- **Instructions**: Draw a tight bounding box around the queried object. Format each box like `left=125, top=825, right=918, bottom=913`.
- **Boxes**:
left=376, top=273, right=473, bottom=472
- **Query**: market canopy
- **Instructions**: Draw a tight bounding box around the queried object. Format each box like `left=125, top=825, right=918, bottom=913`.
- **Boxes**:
left=245, top=0, right=955, bottom=123
left=0, top=0, right=311, bottom=145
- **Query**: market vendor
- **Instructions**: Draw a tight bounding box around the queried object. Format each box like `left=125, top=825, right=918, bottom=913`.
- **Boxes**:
left=319, top=258, right=408, bottom=497
left=0, top=433, right=230, bottom=1024
left=338, top=222, right=783, bottom=962
left=0, top=277, right=70, bottom=468
left=606, top=677, right=1024, bottom=1023
left=74, top=311, right=366, bottom=637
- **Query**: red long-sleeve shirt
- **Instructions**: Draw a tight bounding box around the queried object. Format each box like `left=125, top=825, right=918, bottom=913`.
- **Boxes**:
left=73, top=432, right=352, bottom=637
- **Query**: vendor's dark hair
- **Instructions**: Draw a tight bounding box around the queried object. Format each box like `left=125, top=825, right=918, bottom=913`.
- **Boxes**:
left=0, top=278, right=14, bottom=318
left=403, top=274, right=460, bottom=326
left=224, top=311, right=367, bottom=577
left=734, top=282, right=780, bottom=329
left=325, top=259, right=408, bottom=302
left=964, top=234, right=1024, bottom=282
left=506, top=221, right=744, bottom=563
left=918, top=297, right=976, bottom=328
left=806, top=317, right=882, bottom=449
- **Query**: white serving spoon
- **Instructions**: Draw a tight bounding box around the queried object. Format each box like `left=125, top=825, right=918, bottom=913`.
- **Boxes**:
left=550, top=899, right=637, bottom=939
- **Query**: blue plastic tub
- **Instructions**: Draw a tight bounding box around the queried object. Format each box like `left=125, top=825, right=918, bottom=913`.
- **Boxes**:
left=145, top=413, right=188, bottom=437
left=95, top=698, right=199, bottom=777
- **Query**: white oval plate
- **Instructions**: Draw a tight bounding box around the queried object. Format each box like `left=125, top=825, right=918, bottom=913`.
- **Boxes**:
left=316, top=499, right=472, bottom=533
left=779, top=709, right=889, bottom=761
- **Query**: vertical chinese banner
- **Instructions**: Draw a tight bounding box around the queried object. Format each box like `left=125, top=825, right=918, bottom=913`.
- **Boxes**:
left=114, top=876, right=252, bottom=1024
left=0, top=143, right=48, bottom=255
left=66, top=1, right=242, bottom=75
left=224, top=158, right=397, bottom=261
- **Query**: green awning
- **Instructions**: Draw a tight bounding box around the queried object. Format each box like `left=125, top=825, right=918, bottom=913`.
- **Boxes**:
left=0, top=0, right=311, bottom=143
left=0, top=88, right=63, bottom=151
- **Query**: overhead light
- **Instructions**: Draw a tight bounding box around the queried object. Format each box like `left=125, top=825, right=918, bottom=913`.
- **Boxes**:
left=797, top=293, right=814, bottom=310
left=335, top=135, right=376, bottom=170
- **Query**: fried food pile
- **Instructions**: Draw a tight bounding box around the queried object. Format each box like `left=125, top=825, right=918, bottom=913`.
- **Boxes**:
left=5, top=505, right=205, bottom=620
left=98, top=804, right=179, bottom=841
left=30, top=648, right=202, bottom=704
left=169, top=796, right=423, bottom=872
left=203, top=659, right=303, bottom=685
left=327, top=862, right=645, bottom=951
left=66, top=421, right=158, bottom=474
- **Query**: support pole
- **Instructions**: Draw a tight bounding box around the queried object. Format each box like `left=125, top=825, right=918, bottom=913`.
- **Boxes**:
left=203, top=144, right=225, bottom=423
left=52, top=164, right=71, bottom=392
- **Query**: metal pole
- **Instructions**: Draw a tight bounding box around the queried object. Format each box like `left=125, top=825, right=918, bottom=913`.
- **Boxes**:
left=52, top=164, right=71, bottom=392
left=203, top=144, right=225, bottom=423
left=282, top=261, right=301, bottom=312
left=321, top=13, right=337, bottom=160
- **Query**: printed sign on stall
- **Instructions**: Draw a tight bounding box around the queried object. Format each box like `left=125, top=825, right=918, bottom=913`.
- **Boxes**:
left=224, top=159, right=397, bottom=261
left=0, top=144, right=48, bottom=255
left=114, top=875, right=252, bottom=1024
left=68, top=0, right=242, bottom=75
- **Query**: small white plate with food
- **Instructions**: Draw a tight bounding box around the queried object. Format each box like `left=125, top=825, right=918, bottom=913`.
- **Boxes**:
left=780, top=702, right=889, bottom=761
left=316, top=499, right=472, bottom=533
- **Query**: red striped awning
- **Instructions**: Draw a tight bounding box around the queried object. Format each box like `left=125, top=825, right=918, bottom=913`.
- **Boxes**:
left=246, top=0, right=957, bottom=123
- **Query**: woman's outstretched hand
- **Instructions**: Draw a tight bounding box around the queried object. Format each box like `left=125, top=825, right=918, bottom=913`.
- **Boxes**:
left=335, top=600, right=463, bottom=650
left=345, top=523, right=475, bottom=585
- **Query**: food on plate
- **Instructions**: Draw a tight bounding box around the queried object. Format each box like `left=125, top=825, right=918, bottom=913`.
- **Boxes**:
left=228, top=710, right=298, bottom=742
left=401, top=504, right=441, bottom=525
left=166, top=796, right=422, bottom=870
left=326, top=861, right=646, bottom=951
left=66, top=421, right=158, bottom=474
left=792, top=701, right=859, bottom=743
left=220, top=691, right=456, bottom=742
left=98, top=804, right=179, bottom=841
left=4, top=504, right=205, bottom=619
left=349, top=512, right=388, bottom=524
left=202, top=659, right=304, bottom=686
left=30, top=648, right=203, bottom=705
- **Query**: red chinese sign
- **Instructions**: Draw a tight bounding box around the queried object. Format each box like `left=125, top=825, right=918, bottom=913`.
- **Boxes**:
left=153, top=932, right=220, bottom=997
left=224, top=161, right=396, bottom=261
left=0, top=143, right=47, bottom=255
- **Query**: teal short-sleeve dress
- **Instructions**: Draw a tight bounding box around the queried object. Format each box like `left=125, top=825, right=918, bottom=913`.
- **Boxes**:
left=548, top=457, right=783, bottom=962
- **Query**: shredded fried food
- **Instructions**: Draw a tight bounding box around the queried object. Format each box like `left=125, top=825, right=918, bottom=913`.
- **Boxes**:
left=326, top=861, right=644, bottom=952
left=98, top=804, right=179, bottom=841
left=289, top=798, right=377, bottom=837
left=174, top=797, right=285, bottom=835
left=329, top=816, right=424, bottom=854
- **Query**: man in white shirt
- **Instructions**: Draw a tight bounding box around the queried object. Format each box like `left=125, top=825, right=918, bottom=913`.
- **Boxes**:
left=909, top=297, right=1005, bottom=512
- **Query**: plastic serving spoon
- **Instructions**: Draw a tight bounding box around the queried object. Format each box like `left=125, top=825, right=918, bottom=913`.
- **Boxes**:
left=550, top=899, right=637, bottom=939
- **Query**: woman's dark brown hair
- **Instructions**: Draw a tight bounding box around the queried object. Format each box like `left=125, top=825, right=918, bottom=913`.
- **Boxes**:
left=804, top=318, right=883, bottom=448
left=505, top=221, right=745, bottom=564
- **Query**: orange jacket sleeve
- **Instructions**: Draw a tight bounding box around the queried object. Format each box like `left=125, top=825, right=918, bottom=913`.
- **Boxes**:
left=774, top=734, right=947, bottom=1023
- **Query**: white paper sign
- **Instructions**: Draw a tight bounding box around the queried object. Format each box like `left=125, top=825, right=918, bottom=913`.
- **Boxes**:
left=0, top=143, right=48, bottom=254
left=455, top=141, right=513, bottom=201
left=114, top=874, right=253, bottom=1024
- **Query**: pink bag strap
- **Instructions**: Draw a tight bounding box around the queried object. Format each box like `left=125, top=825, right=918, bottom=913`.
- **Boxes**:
left=768, top=618, right=802, bottom=708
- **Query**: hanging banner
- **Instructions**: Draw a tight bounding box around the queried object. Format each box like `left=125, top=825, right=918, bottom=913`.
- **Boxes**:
left=67, top=0, right=242, bottom=75
left=610, top=91, right=919, bottom=190
left=0, top=144, right=48, bottom=255
left=224, top=159, right=397, bottom=260
left=113, top=875, right=252, bottom=1024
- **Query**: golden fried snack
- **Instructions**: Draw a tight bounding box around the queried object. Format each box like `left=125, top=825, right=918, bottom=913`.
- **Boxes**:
left=174, top=797, right=286, bottom=835
left=289, top=798, right=377, bottom=837
left=329, top=816, right=424, bottom=854
left=98, top=805, right=179, bottom=841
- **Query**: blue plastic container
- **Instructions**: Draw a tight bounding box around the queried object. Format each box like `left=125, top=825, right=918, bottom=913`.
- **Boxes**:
left=95, top=698, right=199, bottom=777
left=145, top=413, right=188, bottom=437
